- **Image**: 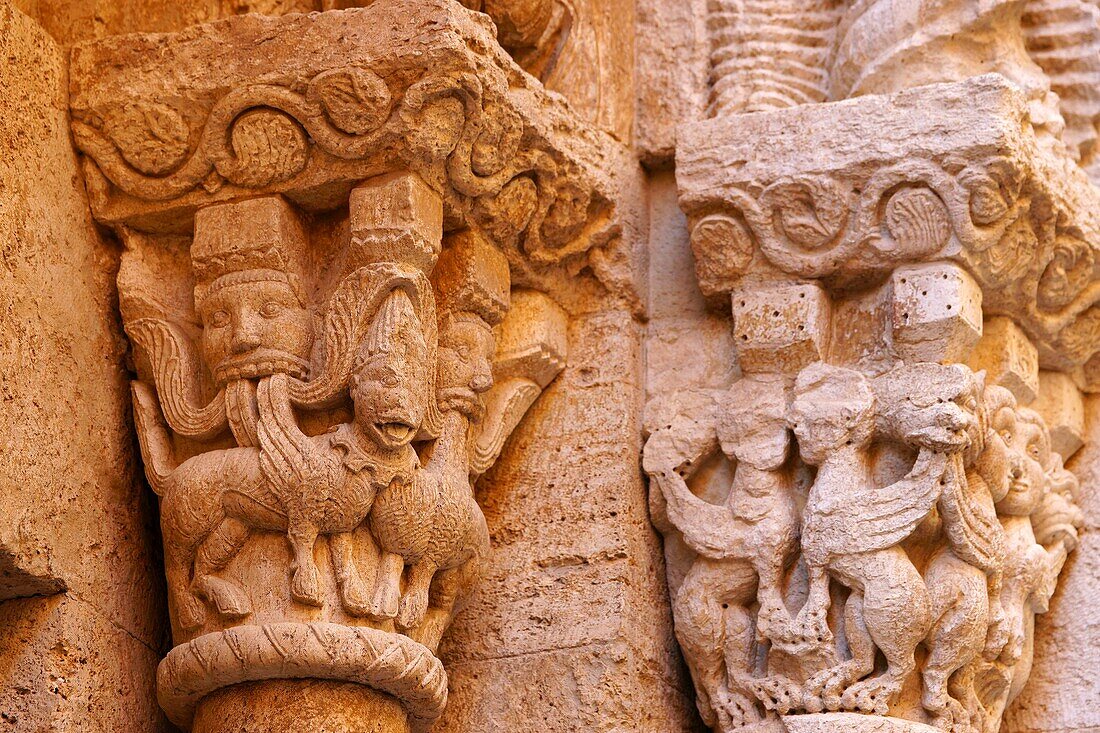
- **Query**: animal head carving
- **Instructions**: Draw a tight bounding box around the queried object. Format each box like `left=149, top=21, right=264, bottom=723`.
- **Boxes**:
left=872, top=363, right=981, bottom=453
left=436, top=311, right=496, bottom=418
left=717, top=377, right=790, bottom=470
left=351, top=289, right=430, bottom=450
left=790, top=362, right=876, bottom=464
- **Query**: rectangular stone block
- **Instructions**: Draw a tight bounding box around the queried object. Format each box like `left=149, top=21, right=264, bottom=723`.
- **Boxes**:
left=493, top=289, right=568, bottom=388
left=890, top=262, right=983, bottom=364
left=1032, top=371, right=1086, bottom=460
left=731, top=281, right=831, bottom=375
left=349, top=172, right=443, bottom=273
left=968, top=315, right=1040, bottom=404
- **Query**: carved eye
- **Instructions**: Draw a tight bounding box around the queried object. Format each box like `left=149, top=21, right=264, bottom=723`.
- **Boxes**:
left=1001, top=430, right=1013, bottom=443
left=210, top=310, right=230, bottom=328
left=381, top=373, right=400, bottom=388
left=260, top=301, right=282, bottom=319
left=1029, top=442, right=1041, bottom=459
left=457, top=345, right=471, bottom=359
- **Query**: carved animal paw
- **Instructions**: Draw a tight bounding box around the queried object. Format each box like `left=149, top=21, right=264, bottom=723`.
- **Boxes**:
left=840, top=674, right=902, bottom=715
left=746, top=674, right=802, bottom=715
left=713, top=684, right=758, bottom=732
left=983, top=612, right=1011, bottom=661
left=196, top=575, right=252, bottom=619
left=804, top=661, right=863, bottom=713
left=291, top=564, right=322, bottom=607
left=773, top=605, right=833, bottom=655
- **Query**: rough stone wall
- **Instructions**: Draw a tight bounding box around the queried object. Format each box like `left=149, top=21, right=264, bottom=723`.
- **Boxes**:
left=0, top=3, right=167, bottom=730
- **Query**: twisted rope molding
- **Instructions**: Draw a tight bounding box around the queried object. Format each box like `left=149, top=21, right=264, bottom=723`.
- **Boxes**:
left=157, top=622, right=448, bottom=730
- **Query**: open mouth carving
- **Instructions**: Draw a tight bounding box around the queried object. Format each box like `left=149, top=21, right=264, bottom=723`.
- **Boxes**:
left=376, top=422, right=415, bottom=443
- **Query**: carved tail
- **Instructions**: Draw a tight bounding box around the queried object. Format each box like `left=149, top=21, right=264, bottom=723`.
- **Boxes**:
left=651, top=468, right=744, bottom=560
left=130, top=380, right=177, bottom=496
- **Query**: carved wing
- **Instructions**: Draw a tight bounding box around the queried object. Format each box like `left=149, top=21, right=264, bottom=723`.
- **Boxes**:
left=806, top=449, right=948, bottom=562
left=257, top=373, right=338, bottom=505
left=942, top=456, right=1006, bottom=574
left=468, top=377, right=542, bottom=479
left=127, top=318, right=226, bottom=440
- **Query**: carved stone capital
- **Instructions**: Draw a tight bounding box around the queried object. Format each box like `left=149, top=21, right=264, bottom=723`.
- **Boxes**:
left=649, top=66, right=1090, bottom=733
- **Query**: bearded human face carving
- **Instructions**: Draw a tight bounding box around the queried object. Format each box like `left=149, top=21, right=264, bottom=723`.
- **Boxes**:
left=198, top=274, right=313, bottom=386
left=437, top=314, right=495, bottom=415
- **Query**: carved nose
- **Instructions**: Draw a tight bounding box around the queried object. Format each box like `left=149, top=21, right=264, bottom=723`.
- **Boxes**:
left=1010, top=460, right=1023, bottom=480
left=471, top=372, right=493, bottom=393
left=231, top=316, right=262, bottom=354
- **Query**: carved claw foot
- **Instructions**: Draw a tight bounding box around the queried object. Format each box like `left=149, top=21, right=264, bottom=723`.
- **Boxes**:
left=804, top=661, right=864, bottom=713
left=713, top=683, right=759, bottom=732
left=791, top=605, right=833, bottom=648
left=840, top=672, right=903, bottom=715
left=290, top=562, right=322, bottom=607
left=396, top=589, right=429, bottom=630
left=928, top=697, right=969, bottom=733
left=194, top=575, right=252, bottom=619
left=746, top=674, right=802, bottom=715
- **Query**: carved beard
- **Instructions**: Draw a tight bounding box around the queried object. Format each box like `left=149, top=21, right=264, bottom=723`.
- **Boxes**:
left=214, top=349, right=310, bottom=385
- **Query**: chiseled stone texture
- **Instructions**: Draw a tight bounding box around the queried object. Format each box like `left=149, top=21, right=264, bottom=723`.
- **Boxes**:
left=0, top=2, right=167, bottom=729
left=439, top=305, right=699, bottom=731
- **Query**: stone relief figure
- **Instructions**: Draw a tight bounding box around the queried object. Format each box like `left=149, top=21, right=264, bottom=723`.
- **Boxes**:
left=119, top=174, right=568, bottom=730
left=645, top=350, right=1085, bottom=733
left=132, top=255, right=436, bottom=629
left=792, top=362, right=974, bottom=716
left=644, top=377, right=801, bottom=730
left=370, top=239, right=507, bottom=632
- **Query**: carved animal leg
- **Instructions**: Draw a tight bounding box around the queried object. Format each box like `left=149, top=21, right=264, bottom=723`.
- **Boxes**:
left=192, top=518, right=252, bottom=619
left=923, top=552, right=988, bottom=731
left=673, top=559, right=758, bottom=729
left=781, top=563, right=833, bottom=655
left=805, top=590, right=875, bottom=713
left=840, top=550, right=931, bottom=715
left=164, top=541, right=206, bottom=631
left=715, top=605, right=762, bottom=730
left=329, top=532, right=371, bottom=616
left=410, top=558, right=481, bottom=650
left=397, top=559, right=438, bottom=630
left=370, top=551, right=405, bottom=619
left=287, top=521, right=322, bottom=607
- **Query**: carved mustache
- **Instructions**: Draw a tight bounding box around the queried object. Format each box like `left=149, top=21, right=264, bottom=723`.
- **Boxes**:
left=215, top=348, right=310, bottom=382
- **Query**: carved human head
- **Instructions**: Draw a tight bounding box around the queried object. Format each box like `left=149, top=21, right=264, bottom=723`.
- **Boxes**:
left=871, top=363, right=980, bottom=454
left=790, top=363, right=876, bottom=465
left=350, top=289, right=430, bottom=450
left=995, top=407, right=1051, bottom=516
left=1031, top=454, right=1084, bottom=553
left=436, top=311, right=496, bottom=417
left=431, top=230, right=509, bottom=419
left=978, top=385, right=1017, bottom=503
left=717, top=377, right=789, bottom=470
left=192, top=196, right=314, bottom=387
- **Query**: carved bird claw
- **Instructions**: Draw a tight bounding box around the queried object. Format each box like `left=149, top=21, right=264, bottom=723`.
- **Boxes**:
left=746, top=674, right=801, bottom=715
left=804, top=661, right=863, bottom=713
left=839, top=673, right=901, bottom=715
left=713, top=682, right=758, bottom=732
